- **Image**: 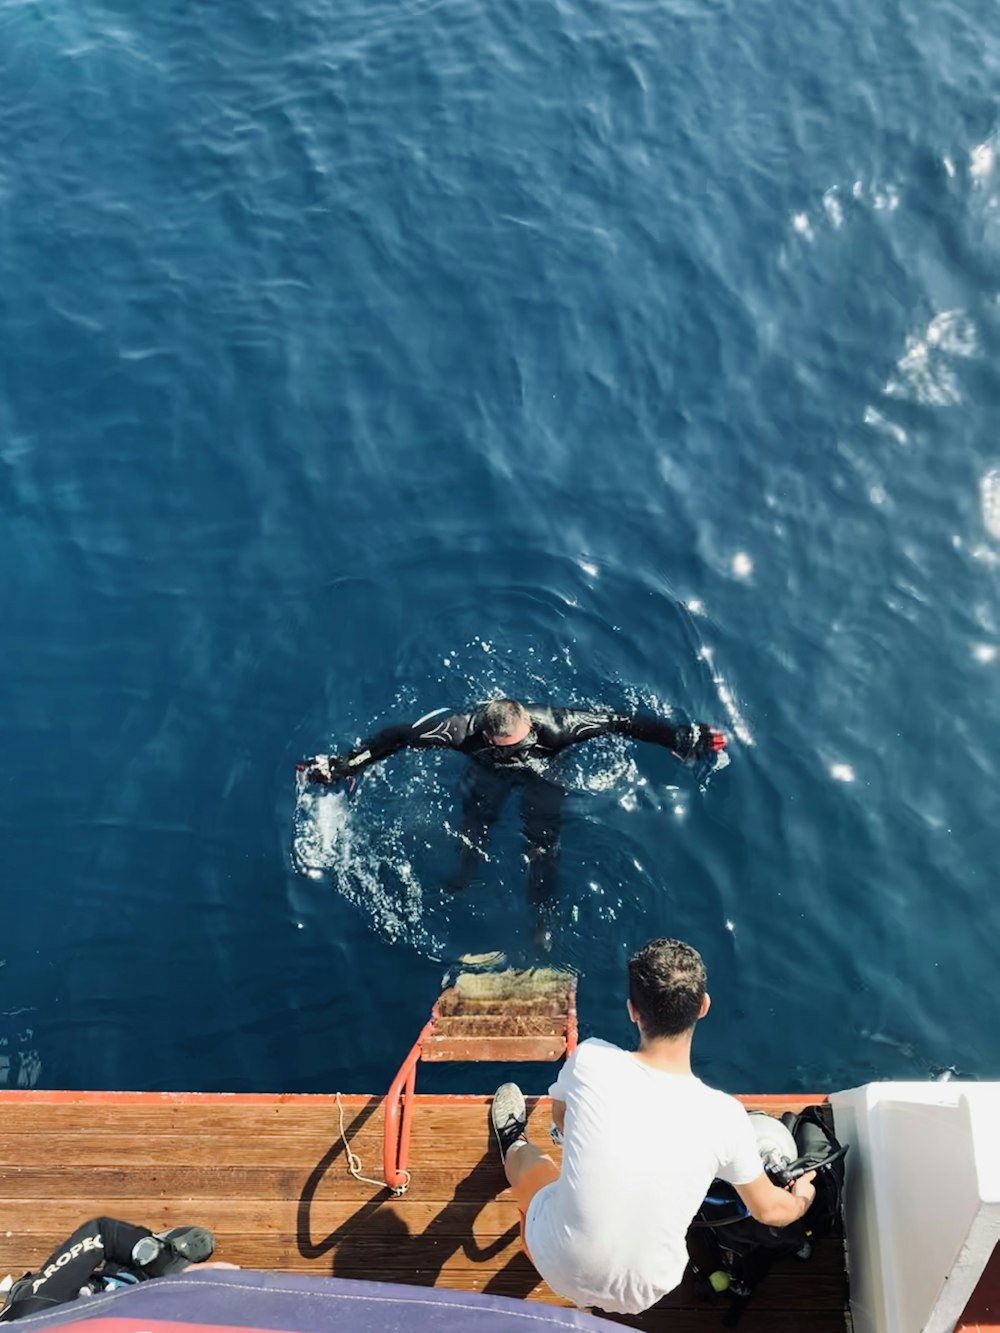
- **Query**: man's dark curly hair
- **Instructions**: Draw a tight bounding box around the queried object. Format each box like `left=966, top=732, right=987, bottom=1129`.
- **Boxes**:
left=628, top=937, right=706, bottom=1039
left=478, top=698, right=529, bottom=740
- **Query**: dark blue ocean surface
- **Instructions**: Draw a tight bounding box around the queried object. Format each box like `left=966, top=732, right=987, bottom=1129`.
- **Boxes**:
left=1, top=0, right=998, bottom=1096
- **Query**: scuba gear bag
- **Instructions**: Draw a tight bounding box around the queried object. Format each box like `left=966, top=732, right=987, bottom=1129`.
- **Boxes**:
left=688, top=1104, right=848, bottom=1327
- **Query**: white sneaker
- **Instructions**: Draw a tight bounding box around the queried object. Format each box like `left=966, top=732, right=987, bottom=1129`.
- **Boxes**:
left=491, top=1082, right=528, bottom=1161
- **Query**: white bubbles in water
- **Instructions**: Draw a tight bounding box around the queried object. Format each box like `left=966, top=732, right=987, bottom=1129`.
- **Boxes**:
left=565, top=743, right=641, bottom=794
left=829, top=763, right=855, bottom=783
left=863, top=405, right=907, bottom=445
left=971, top=139, right=996, bottom=179
left=980, top=469, right=1000, bottom=540
left=791, top=212, right=814, bottom=240
left=871, top=185, right=900, bottom=212
left=790, top=175, right=900, bottom=249
left=886, top=310, right=978, bottom=407
left=731, top=552, right=753, bottom=579
left=926, top=310, right=979, bottom=356
left=578, top=559, right=599, bottom=578
left=972, top=644, right=997, bottom=664
left=697, top=645, right=754, bottom=747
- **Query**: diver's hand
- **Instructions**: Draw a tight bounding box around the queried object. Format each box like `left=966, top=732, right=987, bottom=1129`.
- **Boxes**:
left=676, top=724, right=726, bottom=761
left=299, top=754, right=351, bottom=785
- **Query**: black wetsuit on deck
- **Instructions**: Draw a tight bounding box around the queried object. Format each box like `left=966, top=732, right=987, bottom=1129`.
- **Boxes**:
left=0, top=1218, right=152, bottom=1321
left=310, top=706, right=716, bottom=938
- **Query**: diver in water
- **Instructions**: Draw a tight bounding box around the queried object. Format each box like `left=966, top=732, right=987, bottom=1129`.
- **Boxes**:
left=300, top=699, right=725, bottom=947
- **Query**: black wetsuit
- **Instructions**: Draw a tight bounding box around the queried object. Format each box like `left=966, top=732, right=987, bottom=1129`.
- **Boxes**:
left=329, top=706, right=709, bottom=935
left=0, top=1218, right=152, bottom=1321
left=337, top=705, right=703, bottom=776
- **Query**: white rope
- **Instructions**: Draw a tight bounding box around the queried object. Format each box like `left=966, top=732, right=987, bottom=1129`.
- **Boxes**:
left=335, top=1091, right=410, bottom=1195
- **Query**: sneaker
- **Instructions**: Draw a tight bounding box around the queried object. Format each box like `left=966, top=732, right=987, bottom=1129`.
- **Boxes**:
left=135, top=1226, right=215, bottom=1277
left=491, top=1082, right=528, bottom=1162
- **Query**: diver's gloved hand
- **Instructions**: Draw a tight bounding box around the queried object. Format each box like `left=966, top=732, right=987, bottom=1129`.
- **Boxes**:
left=676, top=723, right=726, bottom=761
left=299, top=754, right=352, bottom=785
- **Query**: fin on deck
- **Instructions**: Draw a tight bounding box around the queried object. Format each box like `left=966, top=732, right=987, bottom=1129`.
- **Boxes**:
left=383, top=967, right=577, bottom=1190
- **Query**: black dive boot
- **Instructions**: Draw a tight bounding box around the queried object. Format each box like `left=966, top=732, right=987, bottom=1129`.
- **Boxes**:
left=132, top=1227, right=215, bottom=1277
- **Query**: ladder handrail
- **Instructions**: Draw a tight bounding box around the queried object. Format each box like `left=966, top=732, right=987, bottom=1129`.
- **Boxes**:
left=383, top=1012, right=437, bottom=1192
left=382, top=972, right=578, bottom=1192
left=565, top=974, right=579, bottom=1056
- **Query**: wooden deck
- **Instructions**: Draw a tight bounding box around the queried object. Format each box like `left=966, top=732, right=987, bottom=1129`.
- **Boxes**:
left=0, top=1091, right=849, bottom=1332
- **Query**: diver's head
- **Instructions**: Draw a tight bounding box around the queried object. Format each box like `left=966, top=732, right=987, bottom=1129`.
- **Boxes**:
left=627, top=937, right=709, bottom=1040
left=478, top=698, right=532, bottom=747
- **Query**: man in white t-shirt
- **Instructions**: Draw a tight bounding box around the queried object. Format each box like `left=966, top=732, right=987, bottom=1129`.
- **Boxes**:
left=490, top=937, right=816, bottom=1315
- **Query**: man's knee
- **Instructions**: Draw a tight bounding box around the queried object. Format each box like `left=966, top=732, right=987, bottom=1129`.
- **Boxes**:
left=508, top=1147, right=560, bottom=1212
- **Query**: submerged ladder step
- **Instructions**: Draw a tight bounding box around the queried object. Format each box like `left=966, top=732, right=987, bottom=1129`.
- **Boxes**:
left=427, top=970, right=577, bottom=1062
left=437, top=994, right=569, bottom=1017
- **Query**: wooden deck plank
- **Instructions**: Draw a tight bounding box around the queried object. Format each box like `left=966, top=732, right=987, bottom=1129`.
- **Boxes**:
left=0, top=1091, right=826, bottom=1110
left=0, top=1101, right=505, bottom=1137
left=0, top=1092, right=848, bottom=1332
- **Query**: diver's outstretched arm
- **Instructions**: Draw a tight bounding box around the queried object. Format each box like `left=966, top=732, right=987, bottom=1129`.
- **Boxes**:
left=539, top=707, right=725, bottom=762
left=610, top=714, right=726, bottom=761
left=300, top=709, right=470, bottom=784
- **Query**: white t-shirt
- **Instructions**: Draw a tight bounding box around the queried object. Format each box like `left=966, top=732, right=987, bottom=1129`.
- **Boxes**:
left=525, top=1038, right=763, bottom=1315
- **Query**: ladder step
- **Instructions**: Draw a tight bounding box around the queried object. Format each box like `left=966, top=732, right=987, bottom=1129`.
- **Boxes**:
left=438, top=993, right=569, bottom=1018
left=433, top=1014, right=569, bottom=1039
left=437, top=968, right=576, bottom=1019
left=422, top=1034, right=568, bottom=1063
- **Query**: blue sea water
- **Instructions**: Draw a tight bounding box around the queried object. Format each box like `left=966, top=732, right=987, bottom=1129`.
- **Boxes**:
left=1, top=0, right=999, bottom=1097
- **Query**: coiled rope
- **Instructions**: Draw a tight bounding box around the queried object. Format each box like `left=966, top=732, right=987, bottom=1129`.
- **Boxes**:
left=335, top=1091, right=409, bottom=1195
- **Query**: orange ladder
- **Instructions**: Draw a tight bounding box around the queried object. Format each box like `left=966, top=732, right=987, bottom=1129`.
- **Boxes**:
left=383, top=966, right=578, bottom=1192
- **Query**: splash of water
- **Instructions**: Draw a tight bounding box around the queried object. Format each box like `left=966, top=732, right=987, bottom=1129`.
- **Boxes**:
left=292, top=780, right=443, bottom=954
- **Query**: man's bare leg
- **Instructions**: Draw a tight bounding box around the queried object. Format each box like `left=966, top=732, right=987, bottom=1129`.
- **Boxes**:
left=503, top=1138, right=557, bottom=1188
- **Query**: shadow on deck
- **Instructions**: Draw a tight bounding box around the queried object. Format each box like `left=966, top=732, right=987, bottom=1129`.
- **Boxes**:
left=0, top=1091, right=849, bottom=1333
